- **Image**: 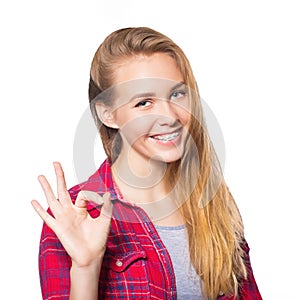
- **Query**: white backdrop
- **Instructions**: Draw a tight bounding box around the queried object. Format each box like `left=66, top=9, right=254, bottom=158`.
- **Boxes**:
left=1, top=1, right=299, bottom=299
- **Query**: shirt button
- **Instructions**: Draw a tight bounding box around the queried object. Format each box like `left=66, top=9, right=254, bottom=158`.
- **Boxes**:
left=116, top=260, right=123, bottom=267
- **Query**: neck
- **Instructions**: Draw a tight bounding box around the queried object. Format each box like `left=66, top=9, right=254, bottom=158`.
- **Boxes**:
left=112, top=149, right=168, bottom=199
left=111, top=151, right=184, bottom=225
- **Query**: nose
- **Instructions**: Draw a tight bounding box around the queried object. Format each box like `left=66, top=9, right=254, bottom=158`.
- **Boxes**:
left=156, top=100, right=179, bottom=126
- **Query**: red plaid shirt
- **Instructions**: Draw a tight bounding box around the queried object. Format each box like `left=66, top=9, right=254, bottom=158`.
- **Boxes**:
left=39, top=159, right=262, bottom=299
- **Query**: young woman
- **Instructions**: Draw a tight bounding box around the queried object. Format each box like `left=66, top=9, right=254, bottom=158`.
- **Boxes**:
left=32, top=27, right=262, bottom=300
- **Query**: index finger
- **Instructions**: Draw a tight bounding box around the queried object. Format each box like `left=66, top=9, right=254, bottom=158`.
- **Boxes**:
left=76, top=190, right=104, bottom=207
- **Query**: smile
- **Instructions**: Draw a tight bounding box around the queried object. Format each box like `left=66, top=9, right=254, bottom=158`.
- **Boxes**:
left=150, top=130, right=181, bottom=142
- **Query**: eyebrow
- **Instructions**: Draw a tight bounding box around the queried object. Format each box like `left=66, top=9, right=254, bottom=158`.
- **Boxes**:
left=130, top=92, right=156, bottom=101
left=170, top=81, right=185, bottom=92
left=130, top=81, right=186, bottom=101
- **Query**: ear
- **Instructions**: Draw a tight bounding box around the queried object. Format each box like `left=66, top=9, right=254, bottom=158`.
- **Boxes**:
left=95, top=103, right=119, bottom=129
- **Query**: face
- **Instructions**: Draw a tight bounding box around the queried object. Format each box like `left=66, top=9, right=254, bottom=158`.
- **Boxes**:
left=97, top=53, right=191, bottom=164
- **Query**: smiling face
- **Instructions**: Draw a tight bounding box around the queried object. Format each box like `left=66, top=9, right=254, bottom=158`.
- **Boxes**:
left=96, top=53, right=191, bottom=165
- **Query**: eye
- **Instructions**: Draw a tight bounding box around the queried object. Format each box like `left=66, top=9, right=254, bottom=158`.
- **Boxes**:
left=170, top=90, right=186, bottom=101
left=134, top=99, right=152, bottom=108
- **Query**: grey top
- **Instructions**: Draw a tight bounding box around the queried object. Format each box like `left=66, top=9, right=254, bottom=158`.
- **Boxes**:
left=155, top=224, right=205, bottom=299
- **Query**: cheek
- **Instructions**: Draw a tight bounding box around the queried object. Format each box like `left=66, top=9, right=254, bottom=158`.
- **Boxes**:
left=119, top=116, right=154, bottom=145
left=174, top=105, right=191, bottom=126
left=172, top=98, right=192, bottom=124
left=182, top=110, right=191, bottom=125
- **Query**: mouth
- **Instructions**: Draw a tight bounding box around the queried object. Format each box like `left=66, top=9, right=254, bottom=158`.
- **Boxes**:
left=149, top=129, right=181, bottom=143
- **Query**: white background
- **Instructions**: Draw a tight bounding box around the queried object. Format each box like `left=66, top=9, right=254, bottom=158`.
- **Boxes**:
left=1, top=0, right=299, bottom=299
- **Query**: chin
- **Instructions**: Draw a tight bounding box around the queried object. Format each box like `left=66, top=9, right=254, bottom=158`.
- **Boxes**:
left=152, top=151, right=183, bottom=164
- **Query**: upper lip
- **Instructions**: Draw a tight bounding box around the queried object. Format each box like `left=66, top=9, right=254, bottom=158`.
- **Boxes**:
left=149, top=128, right=182, bottom=137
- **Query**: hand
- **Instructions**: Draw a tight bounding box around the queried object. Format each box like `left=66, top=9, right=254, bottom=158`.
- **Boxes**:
left=31, top=162, right=113, bottom=268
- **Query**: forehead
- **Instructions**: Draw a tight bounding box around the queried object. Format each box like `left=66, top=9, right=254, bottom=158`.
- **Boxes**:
left=113, top=53, right=183, bottom=85
left=117, top=77, right=183, bottom=93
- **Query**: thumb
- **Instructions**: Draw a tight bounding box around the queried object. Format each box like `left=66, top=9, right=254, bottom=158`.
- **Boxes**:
left=75, top=190, right=103, bottom=209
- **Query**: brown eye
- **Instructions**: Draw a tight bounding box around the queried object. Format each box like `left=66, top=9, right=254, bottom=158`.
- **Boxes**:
left=135, top=99, right=152, bottom=108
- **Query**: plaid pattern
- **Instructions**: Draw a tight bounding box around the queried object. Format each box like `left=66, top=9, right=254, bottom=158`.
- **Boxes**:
left=39, top=159, right=262, bottom=299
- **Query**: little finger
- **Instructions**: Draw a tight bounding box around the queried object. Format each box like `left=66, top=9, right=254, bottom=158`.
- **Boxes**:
left=31, top=199, right=56, bottom=231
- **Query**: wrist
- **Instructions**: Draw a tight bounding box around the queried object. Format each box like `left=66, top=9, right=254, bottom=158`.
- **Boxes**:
left=70, top=258, right=102, bottom=287
left=70, top=259, right=102, bottom=300
left=71, top=257, right=102, bottom=273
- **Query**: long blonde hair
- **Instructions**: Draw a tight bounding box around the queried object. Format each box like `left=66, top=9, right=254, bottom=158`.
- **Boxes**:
left=88, top=27, right=247, bottom=299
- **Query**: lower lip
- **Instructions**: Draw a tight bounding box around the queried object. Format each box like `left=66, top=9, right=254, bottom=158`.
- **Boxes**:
left=148, top=133, right=181, bottom=146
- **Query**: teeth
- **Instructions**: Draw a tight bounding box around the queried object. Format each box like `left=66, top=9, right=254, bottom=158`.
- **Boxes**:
left=152, top=131, right=179, bottom=141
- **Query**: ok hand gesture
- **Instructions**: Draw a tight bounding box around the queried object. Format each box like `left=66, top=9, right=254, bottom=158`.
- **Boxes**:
left=31, top=162, right=113, bottom=268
